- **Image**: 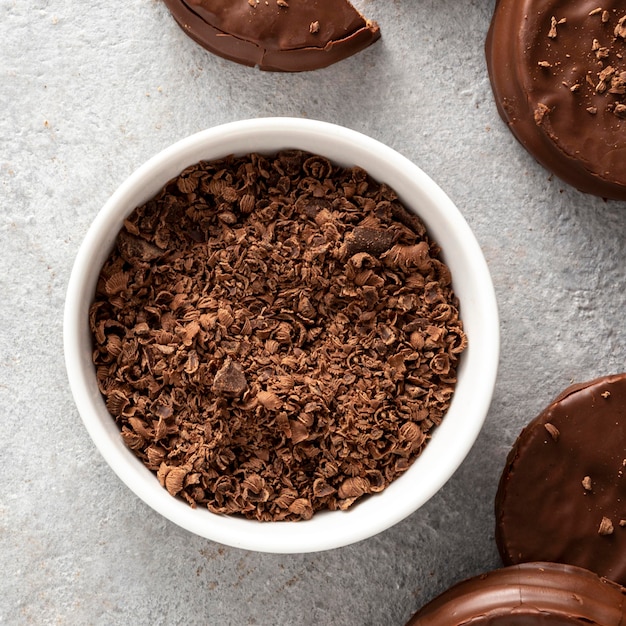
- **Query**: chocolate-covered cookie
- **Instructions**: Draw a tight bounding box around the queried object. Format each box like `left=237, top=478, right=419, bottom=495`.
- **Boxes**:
left=406, top=562, right=626, bottom=625
left=162, top=0, right=380, bottom=71
left=495, top=373, right=626, bottom=585
left=486, top=1, right=626, bottom=200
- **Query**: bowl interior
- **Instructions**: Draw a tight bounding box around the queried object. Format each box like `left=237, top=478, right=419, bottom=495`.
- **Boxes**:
left=64, top=118, right=499, bottom=553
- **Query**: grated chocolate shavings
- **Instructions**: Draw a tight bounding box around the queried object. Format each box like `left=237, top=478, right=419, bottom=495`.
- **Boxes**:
left=544, top=422, right=560, bottom=441
left=598, top=516, right=614, bottom=535
left=534, top=102, right=551, bottom=125
left=548, top=16, right=559, bottom=38
left=90, top=150, right=466, bottom=521
left=544, top=9, right=626, bottom=119
left=610, top=71, right=626, bottom=95
left=593, top=39, right=610, bottom=60
left=615, top=103, right=626, bottom=118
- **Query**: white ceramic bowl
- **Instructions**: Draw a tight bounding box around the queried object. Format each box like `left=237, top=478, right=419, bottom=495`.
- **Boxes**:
left=64, top=118, right=499, bottom=553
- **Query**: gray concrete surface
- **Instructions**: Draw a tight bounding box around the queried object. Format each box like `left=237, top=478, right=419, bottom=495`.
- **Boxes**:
left=2, top=0, right=625, bottom=624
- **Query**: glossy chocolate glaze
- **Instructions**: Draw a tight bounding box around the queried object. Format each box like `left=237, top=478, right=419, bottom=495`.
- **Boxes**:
left=406, top=562, right=626, bottom=625
left=496, top=373, right=626, bottom=586
left=486, top=0, right=626, bottom=200
left=162, top=0, right=380, bottom=71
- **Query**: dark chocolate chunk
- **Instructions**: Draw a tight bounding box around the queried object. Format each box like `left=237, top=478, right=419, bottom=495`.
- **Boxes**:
left=485, top=1, right=626, bottom=200
left=406, top=562, right=626, bottom=625
left=495, top=373, right=626, bottom=585
left=212, top=358, right=248, bottom=398
left=162, top=0, right=380, bottom=72
left=339, top=226, right=395, bottom=260
left=117, top=231, right=164, bottom=264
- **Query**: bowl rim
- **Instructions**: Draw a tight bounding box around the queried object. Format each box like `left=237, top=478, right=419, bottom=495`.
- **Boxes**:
left=64, top=117, right=499, bottom=553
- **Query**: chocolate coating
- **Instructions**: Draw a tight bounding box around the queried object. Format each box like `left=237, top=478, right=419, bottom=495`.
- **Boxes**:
left=162, top=0, right=380, bottom=72
left=485, top=0, right=626, bottom=200
left=406, top=562, right=626, bottom=625
left=496, top=373, right=626, bottom=585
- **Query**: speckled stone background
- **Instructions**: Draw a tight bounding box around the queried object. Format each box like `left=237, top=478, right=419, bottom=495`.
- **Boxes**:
left=2, top=1, right=625, bottom=624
